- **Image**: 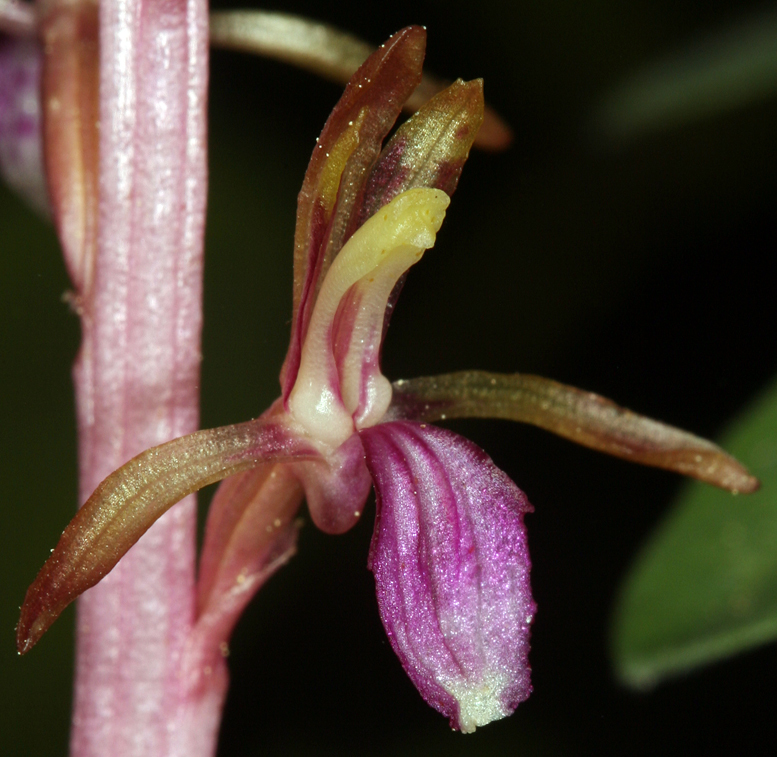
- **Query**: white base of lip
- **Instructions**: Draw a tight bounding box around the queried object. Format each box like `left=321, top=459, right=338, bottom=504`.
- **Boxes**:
left=444, top=673, right=510, bottom=733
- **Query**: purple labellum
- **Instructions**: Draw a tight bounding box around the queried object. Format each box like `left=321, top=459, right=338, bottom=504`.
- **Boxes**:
left=360, top=420, right=535, bottom=732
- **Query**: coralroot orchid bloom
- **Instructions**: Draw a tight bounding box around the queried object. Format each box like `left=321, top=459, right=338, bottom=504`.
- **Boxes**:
left=17, top=25, right=758, bottom=734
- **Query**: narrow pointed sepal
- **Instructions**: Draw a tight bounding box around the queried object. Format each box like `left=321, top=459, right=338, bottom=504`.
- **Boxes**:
left=388, top=371, right=759, bottom=493
left=185, top=464, right=305, bottom=693
left=197, top=465, right=304, bottom=617
left=209, top=10, right=374, bottom=87
left=17, top=418, right=318, bottom=653
left=360, top=421, right=534, bottom=732
left=39, top=0, right=100, bottom=295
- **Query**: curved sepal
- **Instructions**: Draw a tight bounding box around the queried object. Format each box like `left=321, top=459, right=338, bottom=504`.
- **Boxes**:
left=360, top=420, right=534, bottom=732
left=197, top=464, right=304, bottom=617
left=184, top=464, right=304, bottom=693
left=388, top=371, right=759, bottom=493
left=17, top=418, right=317, bottom=653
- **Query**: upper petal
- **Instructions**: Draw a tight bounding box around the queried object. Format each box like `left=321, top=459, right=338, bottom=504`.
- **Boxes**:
left=281, top=26, right=426, bottom=398
left=17, top=414, right=318, bottom=653
left=360, top=420, right=535, bottom=732
left=352, top=78, right=484, bottom=231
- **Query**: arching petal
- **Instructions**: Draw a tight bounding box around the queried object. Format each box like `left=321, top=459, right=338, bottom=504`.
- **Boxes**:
left=360, top=420, right=534, bottom=732
left=353, top=78, right=484, bottom=231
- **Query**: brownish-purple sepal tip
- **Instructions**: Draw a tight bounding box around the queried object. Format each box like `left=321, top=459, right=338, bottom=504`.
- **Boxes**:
left=405, top=73, right=510, bottom=152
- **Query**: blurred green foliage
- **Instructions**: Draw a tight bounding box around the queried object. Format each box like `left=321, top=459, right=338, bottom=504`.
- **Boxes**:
left=595, top=6, right=777, bottom=139
left=613, top=377, right=777, bottom=688
left=2, top=1, right=776, bottom=755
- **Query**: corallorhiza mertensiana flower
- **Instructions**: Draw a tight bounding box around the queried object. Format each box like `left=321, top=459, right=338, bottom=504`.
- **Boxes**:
left=16, top=26, right=758, bottom=732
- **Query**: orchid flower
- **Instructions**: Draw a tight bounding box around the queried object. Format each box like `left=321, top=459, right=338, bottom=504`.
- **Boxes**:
left=4, top=0, right=212, bottom=754
left=14, top=20, right=758, bottom=741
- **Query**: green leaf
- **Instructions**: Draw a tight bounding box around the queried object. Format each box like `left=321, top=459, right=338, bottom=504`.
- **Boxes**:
left=611, top=376, right=777, bottom=688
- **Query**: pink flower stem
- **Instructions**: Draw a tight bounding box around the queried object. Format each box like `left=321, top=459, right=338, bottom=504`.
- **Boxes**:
left=68, top=0, right=218, bottom=755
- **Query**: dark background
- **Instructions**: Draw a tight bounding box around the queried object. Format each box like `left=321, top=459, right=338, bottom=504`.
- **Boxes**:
left=2, top=1, right=776, bottom=754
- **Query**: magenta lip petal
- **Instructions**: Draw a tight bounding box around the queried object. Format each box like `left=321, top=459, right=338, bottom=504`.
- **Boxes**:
left=360, top=420, right=535, bottom=732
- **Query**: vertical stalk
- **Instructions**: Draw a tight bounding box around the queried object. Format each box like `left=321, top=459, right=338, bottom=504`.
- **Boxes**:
left=51, top=0, right=217, bottom=754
